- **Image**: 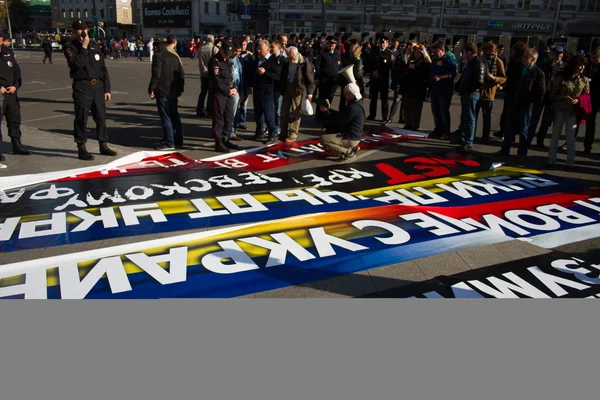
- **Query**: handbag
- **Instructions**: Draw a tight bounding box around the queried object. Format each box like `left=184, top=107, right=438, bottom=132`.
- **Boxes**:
left=301, top=98, right=314, bottom=116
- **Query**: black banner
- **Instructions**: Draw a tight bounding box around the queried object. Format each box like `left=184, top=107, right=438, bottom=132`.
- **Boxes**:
left=360, top=252, right=600, bottom=298
left=142, top=1, right=192, bottom=28
left=0, top=151, right=494, bottom=218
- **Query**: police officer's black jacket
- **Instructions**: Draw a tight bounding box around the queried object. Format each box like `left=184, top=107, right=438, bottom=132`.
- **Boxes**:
left=64, top=39, right=111, bottom=93
left=249, top=54, right=282, bottom=87
left=210, top=53, right=233, bottom=96
left=368, top=49, right=394, bottom=84
left=319, top=49, right=341, bottom=79
left=0, top=46, right=22, bottom=89
left=148, top=49, right=185, bottom=97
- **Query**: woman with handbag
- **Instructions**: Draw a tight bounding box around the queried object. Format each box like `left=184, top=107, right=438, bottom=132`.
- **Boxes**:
left=547, top=55, right=590, bottom=171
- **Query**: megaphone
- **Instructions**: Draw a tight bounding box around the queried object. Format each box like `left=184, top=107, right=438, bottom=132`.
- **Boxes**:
left=338, top=64, right=356, bottom=84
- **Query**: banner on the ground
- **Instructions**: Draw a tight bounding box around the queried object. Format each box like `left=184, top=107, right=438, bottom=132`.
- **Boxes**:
left=0, top=152, right=496, bottom=252
left=2, top=186, right=599, bottom=298
left=200, top=127, right=428, bottom=171
left=361, top=252, right=600, bottom=298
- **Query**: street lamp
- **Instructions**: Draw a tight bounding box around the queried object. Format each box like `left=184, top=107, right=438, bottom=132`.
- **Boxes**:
left=551, top=0, right=562, bottom=39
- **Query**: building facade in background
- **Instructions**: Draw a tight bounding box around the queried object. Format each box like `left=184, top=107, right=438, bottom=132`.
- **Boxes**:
left=50, top=0, right=600, bottom=51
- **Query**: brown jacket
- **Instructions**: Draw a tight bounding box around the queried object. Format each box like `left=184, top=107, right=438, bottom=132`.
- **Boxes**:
left=279, top=57, right=316, bottom=97
left=480, top=57, right=507, bottom=101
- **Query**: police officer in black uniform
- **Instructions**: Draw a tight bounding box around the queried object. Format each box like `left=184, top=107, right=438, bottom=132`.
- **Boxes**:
left=64, top=20, right=117, bottom=161
left=318, top=36, right=342, bottom=104
left=0, top=34, right=31, bottom=162
left=210, top=40, right=239, bottom=153
left=366, top=36, right=394, bottom=122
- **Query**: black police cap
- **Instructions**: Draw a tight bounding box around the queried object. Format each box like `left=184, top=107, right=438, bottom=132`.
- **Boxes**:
left=72, top=19, right=87, bottom=30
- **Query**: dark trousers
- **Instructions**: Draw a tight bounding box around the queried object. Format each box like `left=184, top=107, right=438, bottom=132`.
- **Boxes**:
left=274, top=90, right=283, bottom=132
left=197, top=76, right=213, bottom=115
left=318, top=77, right=337, bottom=103
left=475, top=99, right=494, bottom=141
left=72, top=81, right=108, bottom=145
left=156, top=96, right=183, bottom=147
left=369, top=81, right=390, bottom=120
left=388, top=89, right=402, bottom=122
left=584, top=98, right=599, bottom=151
left=0, top=93, right=21, bottom=142
left=212, top=93, right=233, bottom=142
left=43, top=51, right=53, bottom=63
left=237, top=95, right=249, bottom=125
left=254, top=85, right=276, bottom=138
left=533, top=100, right=554, bottom=145
left=402, top=96, right=424, bottom=129
left=430, top=90, right=452, bottom=137
left=502, top=105, right=532, bottom=156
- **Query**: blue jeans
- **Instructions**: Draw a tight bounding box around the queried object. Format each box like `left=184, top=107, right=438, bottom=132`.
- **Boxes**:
left=502, top=105, right=532, bottom=156
left=459, top=92, right=479, bottom=147
left=237, top=93, right=249, bottom=125
left=430, top=90, right=452, bottom=137
left=475, top=99, right=494, bottom=141
left=230, top=92, right=240, bottom=138
left=156, top=96, right=183, bottom=147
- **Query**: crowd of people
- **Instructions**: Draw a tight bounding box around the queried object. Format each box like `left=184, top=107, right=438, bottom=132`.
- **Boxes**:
left=1, top=22, right=599, bottom=168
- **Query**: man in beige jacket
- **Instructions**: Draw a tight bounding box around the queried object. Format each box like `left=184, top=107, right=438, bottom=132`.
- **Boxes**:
left=475, top=42, right=507, bottom=144
left=196, top=35, right=219, bottom=117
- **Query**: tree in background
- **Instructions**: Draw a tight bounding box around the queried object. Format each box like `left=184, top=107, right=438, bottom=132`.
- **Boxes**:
left=0, top=0, right=33, bottom=33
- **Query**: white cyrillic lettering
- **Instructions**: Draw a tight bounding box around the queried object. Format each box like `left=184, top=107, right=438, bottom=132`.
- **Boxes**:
left=305, top=188, right=358, bottom=203
left=201, top=240, right=259, bottom=274
left=255, top=153, right=282, bottom=162
left=333, top=168, right=374, bottom=180
left=126, top=247, right=188, bottom=285
left=54, top=194, right=88, bottom=211
left=239, top=233, right=315, bottom=268
left=271, top=189, right=324, bottom=205
left=86, top=190, right=126, bottom=206
left=120, top=203, right=167, bottom=226
left=461, top=215, right=530, bottom=236
left=58, top=257, right=132, bottom=299
left=0, top=268, right=47, bottom=299
left=239, top=171, right=283, bottom=185
left=19, top=212, right=67, bottom=239
left=185, top=179, right=212, bottom=192
left=550, top=258, right=600, bottom=286
left=188, top=198, right=229, bottom=219
left=504, top=210, right=560, bottom=231
left=468, top=273, right=551, bottom=298
left=537, top=204, right=595, bottom=225
left=299, top=144, right=325, bottom=153
left=436, top=182, right=489, bottom=199
left=396, top=187, right=448, bottom=205
left=214, top=158, right=249, bottom=169
left=218, top=194, right=269, bottom=214
left=427, top=212, right=478, bottom=232
left=151, top=182, right=192, bottom=196
left=0, top=188, right=25, bottom=204
left=520, top=173, right=559, bottom=188
left=0, top=217, right=20, bottom=241
left=70, top=208, right=119, bottom=233
left=372, top=190, right=418, bottom=205
left=463, top=179, right=514, bottom=195
left=30, top=185, right=74, bottom=200
left=302, top=174, right=333, bottom=187
left=487, top=175, right=534, bottom=190
left=208, top=175, right=243, bottom=188
left=309, top=227, right=368, bottom=257
left=574, top=198, right=600, bottom=213
left=528, top=266, right=590, bottom=297
left=401, top=212, right=459, bottom=236
left=125, top=186, right=154, bottom=201
left=351, top=220, right=410, bottom=245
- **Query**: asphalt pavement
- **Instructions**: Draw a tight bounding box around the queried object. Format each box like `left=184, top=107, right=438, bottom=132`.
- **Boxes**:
left=1, top=50, right=599, bottom=298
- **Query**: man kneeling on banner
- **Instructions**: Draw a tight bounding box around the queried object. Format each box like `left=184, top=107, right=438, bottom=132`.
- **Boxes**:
left=318, top=82, right=364, bottom=161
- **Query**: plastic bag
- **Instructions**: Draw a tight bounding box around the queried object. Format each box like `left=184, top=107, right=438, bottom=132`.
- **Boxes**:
left=301, top=98, right=314, bottom=116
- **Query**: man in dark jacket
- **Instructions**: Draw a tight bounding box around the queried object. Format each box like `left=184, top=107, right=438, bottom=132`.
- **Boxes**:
left=148, top=36, right=185, bottom=150
left=318, top=36, right=342, bottom=104
left=457, top=43, right=485, bottom=150
left=210, top=41, right=238, bottom=153
left=429, top=41, right=457, bottom=139
left=498, top=48, right=545, bottom=162
left=249, top=40, right=282, bottom=144
left=367, top=36, right=394, bottom=122
left=42, top=37, right=53, bottom=64
left=319, top=83, right=365, bottom=161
